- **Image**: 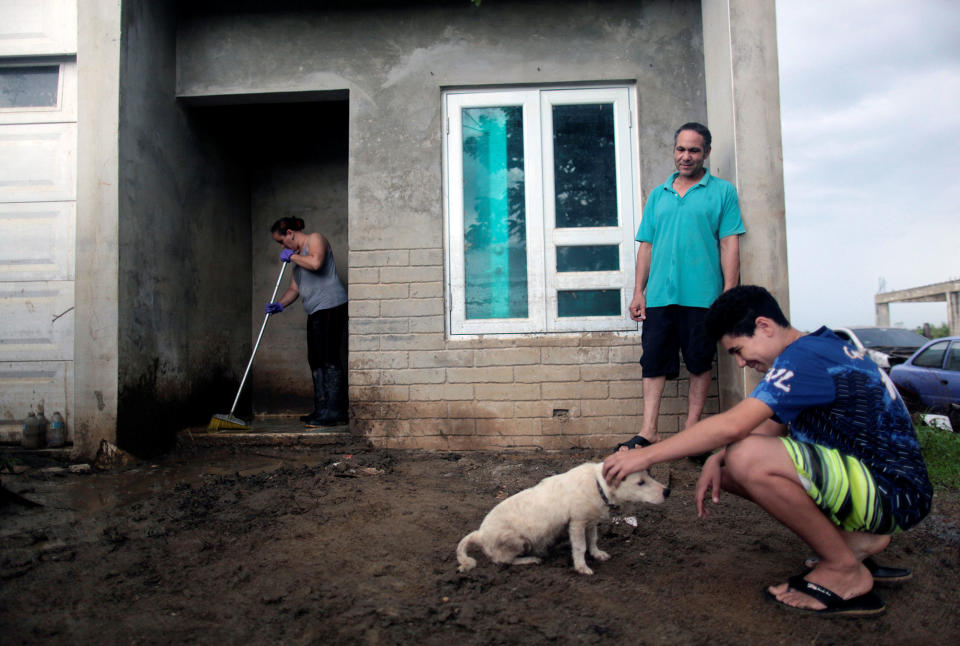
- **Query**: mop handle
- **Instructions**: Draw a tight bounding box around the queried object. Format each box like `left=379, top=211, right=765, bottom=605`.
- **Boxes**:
left=229, top=260, right=288, bottom=416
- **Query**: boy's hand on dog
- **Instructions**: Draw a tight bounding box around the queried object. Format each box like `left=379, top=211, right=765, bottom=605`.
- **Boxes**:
left=602, top=449, right=649, bottom=487
left=695, top=452, right=724, bottom=517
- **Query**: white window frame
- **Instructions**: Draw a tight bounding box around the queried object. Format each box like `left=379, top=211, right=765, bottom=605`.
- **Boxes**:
left=443, top=84, right=640, bottom=336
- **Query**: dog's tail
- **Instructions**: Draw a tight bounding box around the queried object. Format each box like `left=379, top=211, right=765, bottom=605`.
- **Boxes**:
left=456, top=531, right=480, bottom=572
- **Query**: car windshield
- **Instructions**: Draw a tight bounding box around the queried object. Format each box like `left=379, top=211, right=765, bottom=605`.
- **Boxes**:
left=851, top=328, right=928, bottom=348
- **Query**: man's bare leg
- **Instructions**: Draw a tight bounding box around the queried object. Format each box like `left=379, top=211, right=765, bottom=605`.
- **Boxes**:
left=638, top=376, right=666, bottom=443
left=721, top=436, right=878, bottom=610
left=685, top=370, right=711, bottom=429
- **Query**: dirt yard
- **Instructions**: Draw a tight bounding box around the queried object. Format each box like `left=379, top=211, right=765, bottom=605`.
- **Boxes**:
left=2, top=433, right=959, bottom=645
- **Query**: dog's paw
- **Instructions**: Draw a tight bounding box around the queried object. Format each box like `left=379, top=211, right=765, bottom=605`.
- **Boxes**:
left=574, top=563, right=595, bottom=575
left=591, top=549, right=610, bottom=562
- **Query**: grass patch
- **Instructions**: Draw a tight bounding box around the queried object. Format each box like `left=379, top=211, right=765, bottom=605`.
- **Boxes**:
left=916, top=424, right=960, bottom=490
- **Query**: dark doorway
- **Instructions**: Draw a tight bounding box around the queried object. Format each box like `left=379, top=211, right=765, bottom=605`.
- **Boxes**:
left=189, top=97, right=349, bottom=418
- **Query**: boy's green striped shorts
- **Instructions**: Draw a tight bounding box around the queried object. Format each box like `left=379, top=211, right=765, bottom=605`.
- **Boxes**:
left=780, top=437, right=900, bottom=534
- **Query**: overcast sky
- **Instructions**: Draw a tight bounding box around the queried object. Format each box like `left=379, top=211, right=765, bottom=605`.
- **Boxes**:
left=775, top=0, right=960, bottom=331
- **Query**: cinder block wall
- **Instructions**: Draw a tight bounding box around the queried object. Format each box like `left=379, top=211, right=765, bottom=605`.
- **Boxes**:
left=348, top=249, right=718, bottom=450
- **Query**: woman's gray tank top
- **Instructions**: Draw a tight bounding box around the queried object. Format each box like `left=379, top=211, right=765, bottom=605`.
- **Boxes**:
left=293, top=241, right=348, bottom=314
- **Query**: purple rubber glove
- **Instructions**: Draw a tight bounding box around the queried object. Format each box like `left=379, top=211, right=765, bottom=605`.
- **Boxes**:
left=264, top=302, right=284, bottom=314
left=280, top=248, right=295, bottom=263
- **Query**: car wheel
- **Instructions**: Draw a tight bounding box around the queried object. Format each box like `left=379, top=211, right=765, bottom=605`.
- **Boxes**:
left=897, top=388, right=923, bottom=414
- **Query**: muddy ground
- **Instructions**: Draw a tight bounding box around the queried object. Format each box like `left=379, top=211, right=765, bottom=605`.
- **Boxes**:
left=2, top=433, right=959, bottom=646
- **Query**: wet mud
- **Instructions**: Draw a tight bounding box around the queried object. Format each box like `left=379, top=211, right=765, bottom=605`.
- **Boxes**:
left=2, top=438, right=959, bottom=645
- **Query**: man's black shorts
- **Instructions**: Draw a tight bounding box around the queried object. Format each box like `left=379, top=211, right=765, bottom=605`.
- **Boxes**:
left=639, top=305, right=715, bottom=379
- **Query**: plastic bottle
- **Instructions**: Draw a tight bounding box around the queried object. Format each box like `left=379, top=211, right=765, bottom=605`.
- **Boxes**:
left=21, top=412, right=42, bottom=449
left=48, top=411, right=66, bottom=447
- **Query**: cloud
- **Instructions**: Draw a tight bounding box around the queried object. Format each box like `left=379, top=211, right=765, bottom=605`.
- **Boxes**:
left=776, top=0, right=960, bottom=330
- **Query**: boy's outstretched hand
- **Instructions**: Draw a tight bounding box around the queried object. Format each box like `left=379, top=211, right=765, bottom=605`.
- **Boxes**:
left=602, top=448, right=651, bottom=487
left=694, top=451, right=725, bottom=518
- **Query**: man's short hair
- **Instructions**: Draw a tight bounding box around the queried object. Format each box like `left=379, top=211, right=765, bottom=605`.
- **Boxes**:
left=705, top=285, right=790, bottom=342
left=674, top=122, right=712, bottom=149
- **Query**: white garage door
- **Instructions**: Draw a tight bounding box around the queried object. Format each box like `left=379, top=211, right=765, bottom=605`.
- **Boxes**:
left=0, top=0, right=77, bottom=443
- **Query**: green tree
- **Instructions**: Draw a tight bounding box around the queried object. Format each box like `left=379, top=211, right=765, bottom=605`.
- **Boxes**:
left=915, top=322, right=950, bottom=339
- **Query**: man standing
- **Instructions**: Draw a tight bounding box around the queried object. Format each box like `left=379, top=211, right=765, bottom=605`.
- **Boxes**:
left=618, top=123, right=745, bottom=450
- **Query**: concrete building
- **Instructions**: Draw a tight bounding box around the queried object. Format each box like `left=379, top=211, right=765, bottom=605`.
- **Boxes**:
left=0, top=0, right=787, bottom=458
left=876, top=280, right=960, bottom=336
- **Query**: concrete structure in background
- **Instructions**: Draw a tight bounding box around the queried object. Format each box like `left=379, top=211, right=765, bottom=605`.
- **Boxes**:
left=0, top=0, right=787, bottom=458
left=876, top=280, right=960, bottom=336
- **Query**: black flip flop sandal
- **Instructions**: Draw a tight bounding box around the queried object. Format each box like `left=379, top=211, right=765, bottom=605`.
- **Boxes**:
left=803, top=556, right=912, bottom=584
left=614, top=435, right=652, bottom=451
left=764, top=575, right=885, bottom=617
left=863, top=556, right=912, bottom=584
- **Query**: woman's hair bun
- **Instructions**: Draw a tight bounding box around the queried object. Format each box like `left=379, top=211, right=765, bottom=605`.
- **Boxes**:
left=270, top=216, right=306, bottom=234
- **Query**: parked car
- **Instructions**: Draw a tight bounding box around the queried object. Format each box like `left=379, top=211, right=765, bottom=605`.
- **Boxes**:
left=889, top=336, right=960, bottom=426
left=832, top=326, right=929, bottom=370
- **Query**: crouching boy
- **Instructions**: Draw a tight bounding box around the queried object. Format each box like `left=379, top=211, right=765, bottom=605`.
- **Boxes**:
left=603, top=285, right=931, bottom=616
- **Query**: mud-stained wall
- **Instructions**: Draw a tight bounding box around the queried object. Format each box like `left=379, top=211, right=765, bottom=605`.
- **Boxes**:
left=116, top=0, right=251, bottom=455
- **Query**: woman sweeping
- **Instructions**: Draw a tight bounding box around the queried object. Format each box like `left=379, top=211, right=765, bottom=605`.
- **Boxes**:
left=265, top=217, right=349, bottom=426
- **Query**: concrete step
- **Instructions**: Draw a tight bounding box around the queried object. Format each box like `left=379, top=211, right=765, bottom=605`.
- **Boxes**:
left=180, top=417, right=351, bottom=448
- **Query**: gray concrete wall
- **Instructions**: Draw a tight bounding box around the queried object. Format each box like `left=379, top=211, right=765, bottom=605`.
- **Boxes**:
left=116, top=0, right=251, bottom=455
left=702, top=0, right=787, bottom=406
left=176, top=0, right=714, bottom=449
left=177, top=1, right=705, bottom=220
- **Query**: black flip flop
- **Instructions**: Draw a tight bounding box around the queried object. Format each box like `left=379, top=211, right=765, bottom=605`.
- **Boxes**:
left=764, top=575, right=885, bottom=617
left=863, top=556, right=912, bottom=584
left=614, top=435, right=652, bottom=451
left=803, top=556, right=912, bottom=584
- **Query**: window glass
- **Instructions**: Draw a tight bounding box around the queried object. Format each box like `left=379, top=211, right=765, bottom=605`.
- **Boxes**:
left=556, top=245, right=619, bottom=272
left=552, top=104, right=617, bottom=228
left=461, top=106, right=528, bottom=320
left=913, top=341, right=948, bottom=368
left=557, top=290, right=621, bottom=317
left=0, top=66, right=59, bottom=108
left=852, top=327, right=927, bottom=349
left=945, top=342, right=960, bottom=372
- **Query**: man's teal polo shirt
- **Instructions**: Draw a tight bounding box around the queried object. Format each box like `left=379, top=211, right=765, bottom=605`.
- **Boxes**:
left=636, top=168, right=745, bottom=308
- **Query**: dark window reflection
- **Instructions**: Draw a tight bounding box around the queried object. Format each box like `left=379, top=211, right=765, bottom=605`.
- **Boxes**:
left=553, top=103, right=617, bottom=228
left=556, top=245, right=619, bottom=272
left=558, top=289, right=621, bottom=317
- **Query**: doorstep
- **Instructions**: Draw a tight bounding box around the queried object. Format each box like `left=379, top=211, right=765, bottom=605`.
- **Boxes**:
left=179, top=417, right=351, bottom=448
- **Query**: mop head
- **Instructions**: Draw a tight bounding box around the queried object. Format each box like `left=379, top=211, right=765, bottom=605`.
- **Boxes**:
left=208, top=414, right=251, bottom=431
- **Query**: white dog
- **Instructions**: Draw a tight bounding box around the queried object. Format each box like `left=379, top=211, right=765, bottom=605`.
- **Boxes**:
left=456, top=462, right=669, bottom=575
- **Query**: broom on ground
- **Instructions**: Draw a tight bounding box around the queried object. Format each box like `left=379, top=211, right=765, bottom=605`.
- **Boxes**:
left=209, top=260, right=288, bottom=431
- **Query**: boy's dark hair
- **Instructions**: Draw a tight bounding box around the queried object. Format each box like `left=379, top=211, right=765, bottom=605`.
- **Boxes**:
left=705, top=285, right=790, bottom=342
